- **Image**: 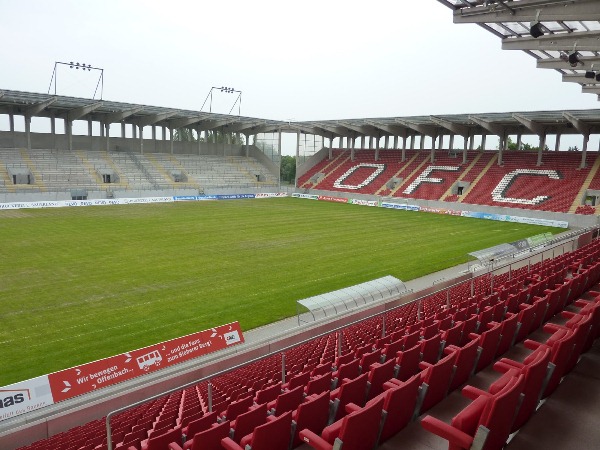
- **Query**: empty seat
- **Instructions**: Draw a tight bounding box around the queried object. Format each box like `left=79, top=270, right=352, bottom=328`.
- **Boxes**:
left=221, top=411, right=292, bottom=450
left=377, top=373, right=421, bottom=443
left=299, top=396, right=384, bottom=450
left=329, top=373, right=368, bottom=422
left=291, top=391, right=330, bottom=448
left=168, top=420, right=229, bottom=450
left=267, top=385, right=304, bottom=416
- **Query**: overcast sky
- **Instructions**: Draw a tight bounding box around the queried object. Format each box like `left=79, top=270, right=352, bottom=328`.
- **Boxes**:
left=1, top=0, right=598, bottom=152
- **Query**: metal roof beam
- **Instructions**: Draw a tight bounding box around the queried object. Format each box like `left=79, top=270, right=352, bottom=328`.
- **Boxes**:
left=469, top=115, right=505, bottom=136
left=137, top=110, right=179, bottom=127
left=502, top=31, right=600, bottom=52
left=582, top=86, right=600, bottom=95
left=537, top=56, right=600, bottom=70
left=429, top=116, right=470, bottom=137
left=202, top=117, right=241, bottom=130
left=169, top=115, right=209, bottom=129
left=24, top=97, right=57, bottom=117
left=563, top=74, right=600, bottom=85
left=395, top=119, right=437, bottom=137
left=454, top=0, right=600, bottom=23
left=67, top=101, right=103, bottom=121
left=223, top=120, right=266, bottom=134
left=337, top=122, right=370, bottom=135
left=563, top=112, right=591, bottom=134
left=104, top=106, right=145, bottom=124
left=364, top=121, right=405, bottom=135
left=512, top=113, right=545, bottom=135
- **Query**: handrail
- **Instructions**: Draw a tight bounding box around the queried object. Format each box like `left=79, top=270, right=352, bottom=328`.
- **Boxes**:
left=104, top=224, right=596, bottom=448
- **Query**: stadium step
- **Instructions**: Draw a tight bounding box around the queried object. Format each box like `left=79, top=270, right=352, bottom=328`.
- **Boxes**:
left=439, top=152, right=482, bottom=202
left=458, top=152, right=498, bottom=201
left=568, top=152, right=600, bottom=214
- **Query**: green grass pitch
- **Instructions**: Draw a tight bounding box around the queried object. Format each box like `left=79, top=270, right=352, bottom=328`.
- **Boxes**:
left=0, top=198, right=563, bottom=385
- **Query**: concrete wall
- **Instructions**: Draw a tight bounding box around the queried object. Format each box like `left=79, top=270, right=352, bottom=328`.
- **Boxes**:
left=248, top=145, right=279, bottom=179
left=296, top=146, right=328, bottom=180
left=303, top=188, right=600, bottom=229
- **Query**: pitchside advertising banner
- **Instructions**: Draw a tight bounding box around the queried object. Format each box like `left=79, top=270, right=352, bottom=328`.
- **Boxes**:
left=0, top=322, right=244, bottom=421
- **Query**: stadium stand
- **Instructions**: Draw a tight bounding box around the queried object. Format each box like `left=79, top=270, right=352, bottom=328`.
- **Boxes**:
left=0, top=149, right=278, bottom=195
left=298, top=148, right=600, bottom=213
left=11, top=234, right=600, bottom=450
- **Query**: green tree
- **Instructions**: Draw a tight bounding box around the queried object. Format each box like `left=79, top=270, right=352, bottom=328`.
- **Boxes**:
left=280, top=155, right=296, bottom=185
left=201, top=130, right=245, bottom=144
left=173, top=128, right=197, bottom=142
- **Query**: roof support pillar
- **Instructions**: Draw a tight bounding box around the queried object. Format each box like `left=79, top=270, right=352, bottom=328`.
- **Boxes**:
left=25, top=115, right=31, bottom=152
left=463, top=146, right=467, bottom=164
left=537, top=135, right=546, bottom=167
left=410, top=133, right=415, bottom=150
left=469, top=132, right=474, bottom=151
left=295, top=131, right=301, bottom=189
left=170, top=127, right=174, bottom=154
left=277, top=129, right=282, bottom=190
left=555, top=134, right=561, bottom=151
left=50, top=115, right=56, bottom=150
left=105, top=123, right=110, bottom=152
left=393, top=135, right=398, bottom=149
left=449, top=135, right=454, bottom=151
left=360, top=136, right=364, bottom=149
left=420, top=135, right=425, bottom=150
left=198, top=126, right=203, bottom=156
left=132, top=123, right=137, bottom=139
left=9, top=113, right=14, bottom=132
left=384, top=135, right=389, bottom=150
left=481, top=134, right=487, bottom=152
left=88, top=119, right=93, bottom=151
left=516, top=134, right=522, bottom=150
left=351, top=146, right=355, bottom=161
left=66, top=119, right=73, bottom=151
left=121, top=122, right=125, bottom=138
left=139, top=126, right=144, bottom=154
left=581, top=134, right=589, bottom=169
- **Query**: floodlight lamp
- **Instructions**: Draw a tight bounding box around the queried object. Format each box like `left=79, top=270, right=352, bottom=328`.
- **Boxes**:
left=569, top=52, right=580, bottom=67
left=529, top=22, right=544, bottom=39
left=585, top=70, right=595, bottom=79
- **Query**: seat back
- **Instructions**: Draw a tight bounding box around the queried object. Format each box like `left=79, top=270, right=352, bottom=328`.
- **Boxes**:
left=395, top=343, right=421, bottom=381
left=305, top=371, right=332, bottom=396
left=189, top=420, right=230, bottom=450
left=495, top=312, right=518, bottom=358
left=447, top=337, right=480, bottom=392
left=359, top=350, right=381, bottom=373
left=510, top=346, right=552, bottom=431
left=442, top=321, right=463, bottom=348
left=222, top=396, right=253, bottom=422
left=381, top=338, right=403, bottom=362
left=183, top=411, right=218, bottom=441
left=145, top=427, right=181, bottom=450
left=474, top=322, right=501, bottom=372
left=254, top=382, right=282, bottom=405
left=291, top=391, right=330, bottom=448
left=333, top=396, right=385, bottom=450
left=240, top=411, right=292, bottom=450
left=271, top=385, right=304, bottom=416
left=420, top=333, right=442, bottom=364
left=419, top=351, right=457, bottom=413
left=402, top=329, right=421, bottom=350
left=284, top=371, right=310, bottom=391
left=379, top=373, right=421, bottom=443
left=480, top=374, right=525, bottom=450
left=366, top=358, right=396, bottom=400
left=231, top=403, right=267, bottom=444
left=330, top=373, right=368, bottom=422
left=333, top=359, right=360, bottom=384
left=460, top=315, right=479, bottom=345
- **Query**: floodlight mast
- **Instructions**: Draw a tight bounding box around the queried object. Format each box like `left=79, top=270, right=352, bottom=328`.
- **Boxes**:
left=47, top=61, right=105, bottom=99
left=200, top=86, right=242, bottom=115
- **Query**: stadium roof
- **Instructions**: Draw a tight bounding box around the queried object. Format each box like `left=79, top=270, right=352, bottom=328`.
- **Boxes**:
left=1, top=88, right=600, bottom=140
left=437, top=0, right=600, bottom=100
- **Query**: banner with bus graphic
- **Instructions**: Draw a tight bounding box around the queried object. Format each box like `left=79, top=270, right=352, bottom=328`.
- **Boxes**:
left=0, top=322, right=243, bottom=420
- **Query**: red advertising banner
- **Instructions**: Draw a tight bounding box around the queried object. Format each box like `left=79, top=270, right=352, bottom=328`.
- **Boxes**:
left=48, top=322, right=244, bottom=402
left=317, top=195, right=348, bottom=203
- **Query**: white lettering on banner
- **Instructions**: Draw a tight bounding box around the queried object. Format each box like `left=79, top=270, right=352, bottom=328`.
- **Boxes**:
left=351, top=199, right=378, bottom=207
left=255, top=193, right=288, bottom=198
left=333, top=164, right=385, bottom=190
left=403, top=166, right=460, bottom=195
left=0, top=376, right=54, bottom=421
left=491, top=169, right=562, bottom=205
left=292, top=193, right=319, bottom=200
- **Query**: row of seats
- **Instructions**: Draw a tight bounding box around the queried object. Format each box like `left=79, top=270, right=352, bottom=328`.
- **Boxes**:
left=18, top=239, right=600, bottom=450
left=298, top=149, right=598, bottom=213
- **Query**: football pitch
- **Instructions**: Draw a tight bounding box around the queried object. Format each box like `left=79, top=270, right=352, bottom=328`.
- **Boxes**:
left=0, top=198, right=563, bottom=385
